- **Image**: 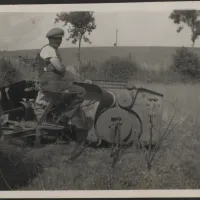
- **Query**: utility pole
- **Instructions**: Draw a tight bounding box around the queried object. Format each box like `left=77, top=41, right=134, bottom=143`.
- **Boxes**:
left=114, top=28, right=118, bottom=47
left=116, top=28, right=118, bottom=46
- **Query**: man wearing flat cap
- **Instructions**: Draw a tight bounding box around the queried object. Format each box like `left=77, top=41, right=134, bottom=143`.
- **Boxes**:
left=37, top=27, right=87, bottom=129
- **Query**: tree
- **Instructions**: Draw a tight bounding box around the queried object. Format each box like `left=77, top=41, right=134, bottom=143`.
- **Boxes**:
left=169, top=10, right=200, bottom=47
left=55, top=11, right=96, bottom=73
left=171, top=46, right=200, bottom=79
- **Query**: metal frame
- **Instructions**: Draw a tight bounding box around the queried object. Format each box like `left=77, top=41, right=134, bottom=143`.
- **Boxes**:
left=34, top=98, right=56, bottom=147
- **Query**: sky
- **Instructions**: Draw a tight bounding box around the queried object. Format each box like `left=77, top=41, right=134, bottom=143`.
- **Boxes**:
left=0, top=4, right=200, bottom=51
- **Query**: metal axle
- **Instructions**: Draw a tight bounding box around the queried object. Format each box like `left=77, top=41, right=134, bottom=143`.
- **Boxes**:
left=3, top=106, right=24, bottom=114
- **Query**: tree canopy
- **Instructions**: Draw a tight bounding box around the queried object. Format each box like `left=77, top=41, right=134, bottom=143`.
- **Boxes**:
left=169, top=10, right=200, bottom=47
left=55, top=11, right=96, bottom=66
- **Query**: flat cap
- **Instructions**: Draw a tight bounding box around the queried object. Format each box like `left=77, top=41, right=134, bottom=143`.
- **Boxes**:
left=46, top=28, right=65, bottom=38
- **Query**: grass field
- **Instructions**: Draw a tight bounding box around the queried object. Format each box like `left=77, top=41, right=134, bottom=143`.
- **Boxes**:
left=2, top=46, right=200, bottom=67
left=1, top=46, right=200, bottom=190
left=10, top=82, right=200, bottom=190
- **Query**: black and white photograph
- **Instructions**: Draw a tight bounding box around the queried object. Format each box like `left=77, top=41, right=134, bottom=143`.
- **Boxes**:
left=0, top=1, right=200, bottom=197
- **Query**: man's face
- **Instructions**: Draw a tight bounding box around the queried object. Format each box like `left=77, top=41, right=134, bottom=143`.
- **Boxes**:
left=49, top=37, right=62, bottom=49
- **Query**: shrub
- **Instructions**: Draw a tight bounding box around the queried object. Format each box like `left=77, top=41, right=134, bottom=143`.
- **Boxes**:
left=171, top=47, right=200, bottom=80
left=99, top=56, right=140, bottom=81
left=79, top=56, right=140, bottom=81
left=79, top=60, right=99, bottom=80
left=0, top=57, right=23, bottom=87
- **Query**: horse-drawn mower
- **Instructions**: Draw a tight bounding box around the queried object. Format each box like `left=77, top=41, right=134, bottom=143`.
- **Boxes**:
left=0, top=79, right=174, bottom=168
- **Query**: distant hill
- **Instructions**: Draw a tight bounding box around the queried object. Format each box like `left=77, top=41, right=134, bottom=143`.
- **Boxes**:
left=1, top=46, right=200, bottom=68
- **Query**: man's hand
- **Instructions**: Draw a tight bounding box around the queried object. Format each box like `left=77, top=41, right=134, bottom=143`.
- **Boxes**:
left=84, top=79, right=93, bottom=84
left=64, top=70, right=78, bottom=82
left=65, top=65, right=81, bottom=81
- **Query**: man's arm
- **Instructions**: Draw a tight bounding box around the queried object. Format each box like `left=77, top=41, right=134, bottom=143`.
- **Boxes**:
left=40, top=46, right=66, bottom=74
left=40, top=46, right=77, bottom=80
left=50, top=58, right=79, bottom=82
left=49, top=57, right=66, bottom=74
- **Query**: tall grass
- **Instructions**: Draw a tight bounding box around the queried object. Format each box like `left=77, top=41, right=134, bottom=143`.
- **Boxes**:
left=1, top=53, right=200, bottom=189
left=18, top=82, right=200, bottom=190
left=3, top=51, right=199, bottom=85
left=79, top=55, right=184, bottom=84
